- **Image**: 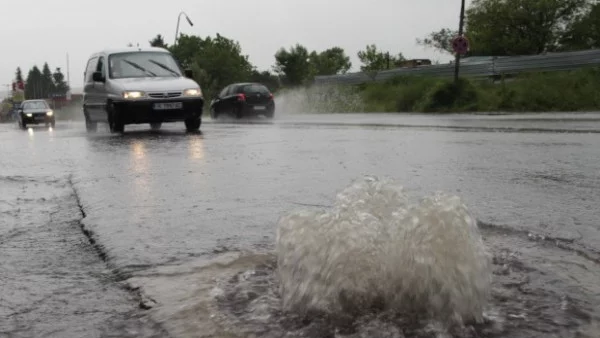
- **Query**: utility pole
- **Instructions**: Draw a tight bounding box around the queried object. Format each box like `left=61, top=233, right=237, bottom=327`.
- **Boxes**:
left=454, top=0, right=466, bottom=85
left=66, top=53, right=70, bottom=87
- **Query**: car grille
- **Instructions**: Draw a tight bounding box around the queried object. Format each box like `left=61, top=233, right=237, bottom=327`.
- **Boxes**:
left=148, top=92, right=182, bottom=99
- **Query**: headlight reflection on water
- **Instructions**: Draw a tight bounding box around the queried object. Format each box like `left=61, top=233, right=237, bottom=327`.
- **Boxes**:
left=188, top=136, right=205, bottom=160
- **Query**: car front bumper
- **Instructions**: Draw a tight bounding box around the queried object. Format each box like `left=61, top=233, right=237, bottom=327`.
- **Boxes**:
left=21, top=113, right=54, bottom=124
left=113, top=98, right=204, bottom=124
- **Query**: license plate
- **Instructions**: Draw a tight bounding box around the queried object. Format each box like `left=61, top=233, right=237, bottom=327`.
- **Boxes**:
left=153, top=102, right=183, bottom=110
left=254, top=106, right=266, bottom=110
left=35, top=115, right=46, bottom=121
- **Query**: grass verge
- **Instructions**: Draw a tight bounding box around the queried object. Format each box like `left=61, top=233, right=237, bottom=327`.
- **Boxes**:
left=317, top=67, right=600, bottom=113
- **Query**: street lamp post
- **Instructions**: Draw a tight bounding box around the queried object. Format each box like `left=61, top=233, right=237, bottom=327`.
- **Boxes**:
left=453, top=0, right=466, bottom=85
left=174, top=11, right=194, bottom=46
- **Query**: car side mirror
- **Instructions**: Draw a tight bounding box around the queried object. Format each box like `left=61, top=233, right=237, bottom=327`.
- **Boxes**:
left=92, top=71, right=105, bottom=82
left=184, top=69, right=193, bottom=78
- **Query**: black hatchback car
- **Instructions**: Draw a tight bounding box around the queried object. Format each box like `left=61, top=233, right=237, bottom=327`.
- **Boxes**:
left=210, top=83, right=274, bottom=119
left=18, top=100, right=55, bottom=129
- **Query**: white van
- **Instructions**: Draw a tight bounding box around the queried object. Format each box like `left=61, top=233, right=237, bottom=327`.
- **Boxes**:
left=83, top=47, right=204, bottom=133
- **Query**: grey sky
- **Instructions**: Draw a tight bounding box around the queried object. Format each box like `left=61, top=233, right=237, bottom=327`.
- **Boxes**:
left=1, top=0, right=467, bottom=93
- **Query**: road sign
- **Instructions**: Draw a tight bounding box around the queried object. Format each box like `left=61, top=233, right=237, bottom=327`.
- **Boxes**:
left=452, top=35, right=470, bottom=55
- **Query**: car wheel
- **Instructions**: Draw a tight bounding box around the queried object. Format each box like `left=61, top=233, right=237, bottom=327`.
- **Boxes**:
left=265, top=109, right=275, bottom=119
left=185, top=117, right=201, bottom=132
left=150, top=122, right=162, bottom=130
left=20, top=119, right=27, bottom=130
left=108, top=102, right=124, bottom=133
left=210, top=108, right=218, bottom=120
left=50, top=119, right=56, bottom=128
left=232, top=106, right=244, bottom=119
left=85, top=114, right=97, bottom=132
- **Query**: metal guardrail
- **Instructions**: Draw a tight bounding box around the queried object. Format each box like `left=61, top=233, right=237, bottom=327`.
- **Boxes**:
left=313, top=49, right=600, bottom=85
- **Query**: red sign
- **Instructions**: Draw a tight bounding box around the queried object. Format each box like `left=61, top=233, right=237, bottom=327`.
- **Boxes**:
left=452, top=36, right=470, bottom=55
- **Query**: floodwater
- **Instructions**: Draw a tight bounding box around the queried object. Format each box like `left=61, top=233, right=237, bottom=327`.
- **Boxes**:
left=0, top=113, right=599, bottom=337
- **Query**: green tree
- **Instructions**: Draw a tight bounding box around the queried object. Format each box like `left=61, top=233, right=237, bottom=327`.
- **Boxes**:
left=149, top=34, right=168, bottom=48
left=249, top=70, right=281, bottom=92
left=25, top=66, right=42, bottom=99
left=185, top=34, right=254, bottom=101
left=561, top=2, right=600, bottom=49
left=169, top=34, right=204, bottom=68
left=416, top=28, right=457, bottom=54
left=53, top=67, right=69, bottom=95
left=273, top=44, right=311, bottom=86
left=310, top=47, right=352, bottom=76
left=467, top=0, right=588, bottom=55
left=41, top=62, right=56, bottom=98
left=419, top=0, right=589, bottom=56
left=357, top=44, right=405, bottom=79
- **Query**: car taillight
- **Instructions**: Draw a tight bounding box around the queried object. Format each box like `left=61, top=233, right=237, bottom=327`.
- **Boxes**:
left=269, top=93, right=274, bottom=100
left=237, top=93, right=246, bottom=101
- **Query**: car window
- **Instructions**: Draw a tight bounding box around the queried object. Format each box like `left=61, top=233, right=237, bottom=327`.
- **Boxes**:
left=96, top=57, right=105, bottom=75
left=226, top=85, right=238, bottom=96
left=22, top=101, right=49, bottom=110
left=84, top=57, right=98, bottom=83
left=240, top=84, right=270, bottom=95
left=219, top=86, right=229, bottom=98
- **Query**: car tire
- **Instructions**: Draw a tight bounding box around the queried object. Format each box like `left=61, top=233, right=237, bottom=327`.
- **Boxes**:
left=108, top=102, right=124, bottom=133
left=50, top=120, right=56, bottom=128
left=150, top=122, right=162, bottom=130
left=85, top=114, right=97, bottom=132
left=265, top=109, right=275, bottom=119
left=19, top=119, right=26, bottom=130
left=210, top=108, right=218, bottom=120
left=185, top=117, right=201, bottom=132
left=232, top=106, right=243, bottom=119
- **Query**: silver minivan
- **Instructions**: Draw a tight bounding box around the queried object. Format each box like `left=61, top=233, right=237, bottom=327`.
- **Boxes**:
left=83, top=47, right=204, bottom=133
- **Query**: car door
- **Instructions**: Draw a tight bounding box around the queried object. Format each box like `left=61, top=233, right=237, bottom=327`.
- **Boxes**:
left=213, top=85, right=230, bottom=114
left=92, top=56, right=108, bottom=121
left=83, top=57, right=99, bottom=120
left=221, top=85, right=239, bottom=114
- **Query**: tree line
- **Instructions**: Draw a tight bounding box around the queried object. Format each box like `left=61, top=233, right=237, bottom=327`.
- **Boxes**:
left=418, top=0, right=600, bottom=56
left=151, top=0, right=600, bottom=101
left=148, top=33, right=410, bottom=101
left=12, top=64, right=69, bottom=100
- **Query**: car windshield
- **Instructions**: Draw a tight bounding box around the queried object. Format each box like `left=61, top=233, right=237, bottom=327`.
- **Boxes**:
left=240, top=84, right=270, bottom=95
left=108, top=52, right=182, bottom=79
left=22, top=101, right=49, bottom=109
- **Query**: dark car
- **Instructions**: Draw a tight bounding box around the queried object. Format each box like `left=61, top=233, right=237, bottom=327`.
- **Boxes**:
left=210, top=83, right=274, bottom=119
left=18, top=100, right=55, bottom=129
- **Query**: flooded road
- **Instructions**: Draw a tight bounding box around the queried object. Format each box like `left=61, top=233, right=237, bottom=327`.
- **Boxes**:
left=0, top=113, right=599, bottom=337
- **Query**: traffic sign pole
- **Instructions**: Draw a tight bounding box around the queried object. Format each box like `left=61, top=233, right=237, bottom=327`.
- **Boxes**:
left=454, top=0, right=466, bottom=85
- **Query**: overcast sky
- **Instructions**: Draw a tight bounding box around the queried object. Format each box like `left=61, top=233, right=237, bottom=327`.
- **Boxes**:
left=1, top=0, right=468, bottom=93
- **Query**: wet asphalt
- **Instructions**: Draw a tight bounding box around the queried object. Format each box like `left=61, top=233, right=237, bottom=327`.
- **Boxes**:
left=0, top=113, right=599, bottom=337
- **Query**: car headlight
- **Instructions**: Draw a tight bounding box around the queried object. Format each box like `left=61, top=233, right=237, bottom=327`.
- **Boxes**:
left=46, top=111, right=54, bottom=116
left=26, top=113, right=33, bottom=117
left=123, top=91, right=145, bottom=99
left=183, top=88, right=202, bottom=97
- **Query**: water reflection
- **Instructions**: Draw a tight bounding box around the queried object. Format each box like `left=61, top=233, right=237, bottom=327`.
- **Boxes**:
left=131, top=140, right=148, bottom=175
left=27, top=128, right=34, bottom=139
left=188, top=135, right=205, bottom=160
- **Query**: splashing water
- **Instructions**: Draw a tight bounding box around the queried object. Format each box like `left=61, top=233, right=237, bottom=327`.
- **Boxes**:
left=276, top=176, right=493, bottom=327
left=126, top=177, right=598, bottom=337
left=274, top=85, right=366, bottom=114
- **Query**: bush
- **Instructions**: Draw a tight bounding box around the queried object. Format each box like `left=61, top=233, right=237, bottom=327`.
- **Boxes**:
left=356, top=67, right=600, bottom=113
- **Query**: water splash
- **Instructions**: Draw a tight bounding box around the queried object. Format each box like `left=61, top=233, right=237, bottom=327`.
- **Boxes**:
left=276, top=176, right=492, bottom=327
left=274, top=85, right=365, bottom=114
